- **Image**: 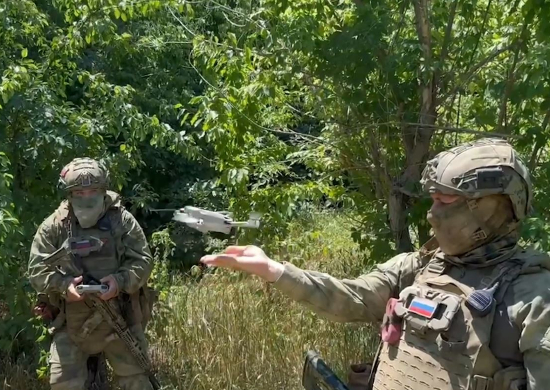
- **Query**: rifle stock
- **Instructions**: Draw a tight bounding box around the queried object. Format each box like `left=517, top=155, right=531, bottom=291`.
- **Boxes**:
left=43, top=245, right=83, bottom=276
left=302, top=350, right=350, bottom=390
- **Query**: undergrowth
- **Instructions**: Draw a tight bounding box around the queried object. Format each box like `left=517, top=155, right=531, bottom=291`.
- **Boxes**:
left=2, top=211, right=380, bottom=390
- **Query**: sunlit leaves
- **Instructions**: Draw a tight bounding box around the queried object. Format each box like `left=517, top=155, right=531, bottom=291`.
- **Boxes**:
left=0, top=0, right=208, bottom=359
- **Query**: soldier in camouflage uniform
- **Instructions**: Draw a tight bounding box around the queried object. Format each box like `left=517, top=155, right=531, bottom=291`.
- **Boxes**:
left=202, top=138, right=550, bottom=390
left=28, top=158, right=154, bottom=390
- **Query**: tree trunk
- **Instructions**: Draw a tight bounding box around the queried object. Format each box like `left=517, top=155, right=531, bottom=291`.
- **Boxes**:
left=388, top=189, right=413, bottom=253
left=386, top=0, right=436, bottom=253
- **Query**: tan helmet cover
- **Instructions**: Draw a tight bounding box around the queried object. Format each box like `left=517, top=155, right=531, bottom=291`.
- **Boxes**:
left=420, top=138, right=532, bottom=221
left=58, top=158, right=109, bottom=192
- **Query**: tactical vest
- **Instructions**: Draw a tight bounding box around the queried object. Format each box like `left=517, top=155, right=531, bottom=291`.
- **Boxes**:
left=372, top=249, right=550, bottom=390
left=56, top=201, right=126, bottom=347
left=40, top=195, right=155, bottom=349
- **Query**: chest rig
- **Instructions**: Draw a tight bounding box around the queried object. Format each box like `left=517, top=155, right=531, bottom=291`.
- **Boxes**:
left=57, top=203, right=126, bottom=345
left=373, top=252, right=527, bottom=390
left=60, top=204, right=123, bottom=281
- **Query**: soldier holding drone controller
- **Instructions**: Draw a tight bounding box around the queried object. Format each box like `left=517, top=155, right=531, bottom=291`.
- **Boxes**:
left=28, top=158, right=158, bottom=390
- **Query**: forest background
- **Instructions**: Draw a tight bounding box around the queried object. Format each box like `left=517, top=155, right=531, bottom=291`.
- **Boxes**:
left=2, top=0, right=550, bottom=388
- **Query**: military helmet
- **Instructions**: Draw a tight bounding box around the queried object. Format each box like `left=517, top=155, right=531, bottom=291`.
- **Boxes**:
left=420, top=138, right=532, bottom=221
left=58, top=158, right=109, bottom=192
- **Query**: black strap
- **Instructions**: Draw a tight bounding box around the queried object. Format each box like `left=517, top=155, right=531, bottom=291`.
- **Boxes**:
left=366, top=340, right=383, bottom=390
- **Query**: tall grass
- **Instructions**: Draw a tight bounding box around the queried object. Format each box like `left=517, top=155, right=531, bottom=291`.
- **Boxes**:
left=149, top=211, right=379, bottom=389
left=2, top=211, right=380, bottom=390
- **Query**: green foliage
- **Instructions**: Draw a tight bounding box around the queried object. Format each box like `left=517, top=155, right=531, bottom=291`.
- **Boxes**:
left=0, top=153, right=37, bottom=358
left=3, top=0, right=550, bottom=386
left=0, top=0, right=210, bottom=363
left=179, top=0, right=550, bottom=254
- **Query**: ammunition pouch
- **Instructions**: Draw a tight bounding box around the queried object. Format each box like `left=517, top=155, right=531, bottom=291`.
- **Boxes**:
left=494, top=366, right=527, bottom=390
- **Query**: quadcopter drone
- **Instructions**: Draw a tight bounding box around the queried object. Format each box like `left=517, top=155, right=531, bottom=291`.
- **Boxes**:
left=167, top=206, right=261, bottom=234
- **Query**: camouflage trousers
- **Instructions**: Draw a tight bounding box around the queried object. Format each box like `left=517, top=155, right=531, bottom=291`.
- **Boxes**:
left=49, top=325, right=153, bottom=390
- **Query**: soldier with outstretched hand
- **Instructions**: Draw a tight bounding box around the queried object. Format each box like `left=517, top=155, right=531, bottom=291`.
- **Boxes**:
left=28, top=158, right=155, bottom=390
left=202, top=138, right=550, bottom=390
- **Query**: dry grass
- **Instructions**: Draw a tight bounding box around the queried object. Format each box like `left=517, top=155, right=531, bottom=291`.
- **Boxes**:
left=2, top=211, right=379, bottom=390
left=149, top=274, right=378, bottom=390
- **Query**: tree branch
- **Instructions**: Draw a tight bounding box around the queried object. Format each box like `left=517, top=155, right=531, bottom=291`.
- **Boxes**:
left=409, top=0, right=435, bottom=146
left=367, top=129, right=392, bottom=198
left=497, top=22, right=529, bottom=134
left=442, top=44, right=514, bottom=103
left=413, top=0, right=432, bottom=65
left=334, top=120, right=520, bottom=138
left=440, top=0, right=457, bottom=64
left=442, top=0, right=492, bottom=98
left=433, top=0, right=458, bottom=109
left=412, top=0, right=432, bottom=100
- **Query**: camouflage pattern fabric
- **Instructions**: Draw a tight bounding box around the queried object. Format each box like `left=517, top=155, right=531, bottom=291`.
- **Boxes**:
left=49, top=325, right=152, bottom=390
left=28, top=191, right=154, bottom=390
left=273, top=237, right=550, bottom=390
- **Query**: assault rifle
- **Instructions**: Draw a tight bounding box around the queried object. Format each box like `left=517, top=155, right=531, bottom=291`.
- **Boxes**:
left=43, top=237, right=161, bottom=390
left=84, top=285, right=161, bottom=390
left=302, top=350, right=350, bottom=390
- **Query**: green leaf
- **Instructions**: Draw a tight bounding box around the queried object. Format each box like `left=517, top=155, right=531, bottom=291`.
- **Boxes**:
left=186, top=3, right=195, bottom=17
left=115, top=9, right=121, bottom=19
left=21, top=48, right=28, bottom=58
left=180, top=112, right=190, bottom=125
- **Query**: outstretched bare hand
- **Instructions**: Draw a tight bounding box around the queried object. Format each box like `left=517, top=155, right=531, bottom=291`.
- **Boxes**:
left=200, top=245, right=284, bottom=282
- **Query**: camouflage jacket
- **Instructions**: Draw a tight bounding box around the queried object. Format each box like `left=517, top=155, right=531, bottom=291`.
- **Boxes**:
left=28, top=191, right=153, bottom=297
left=273, top=237, right=550, bottom=390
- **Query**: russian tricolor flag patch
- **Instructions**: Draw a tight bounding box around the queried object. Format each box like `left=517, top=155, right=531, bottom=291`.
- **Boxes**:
left=72, top=240, right=92, bottom=250
left=408, top=297, right=439, bottom=319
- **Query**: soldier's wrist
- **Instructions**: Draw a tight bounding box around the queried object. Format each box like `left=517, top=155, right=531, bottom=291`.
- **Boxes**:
left=265, top=259, right=285, bottom=283
left=112, top=273, right=126, bottom=294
